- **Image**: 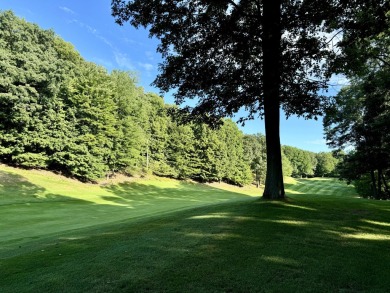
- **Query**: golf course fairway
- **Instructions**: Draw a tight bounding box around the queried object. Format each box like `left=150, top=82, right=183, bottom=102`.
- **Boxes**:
left=1, top=165, right=389, bottom=292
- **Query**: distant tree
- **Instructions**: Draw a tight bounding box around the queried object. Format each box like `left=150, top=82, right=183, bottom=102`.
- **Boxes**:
left=63, top=62, right=118, bottom=180
left=282, top=153, right=293, bottom=178
left=111, top=0, right=352, bottom=199
left=282, top=146, right=316, bottom=178
left=166, top=120, right=197, bottom=179
left=190, top=123, right=218, bottom=182
left=217, top=120, right=252, bottom=186
left=315, top=152, right=337, bottom=177
left=143, top=93, right=171, bottom=175
left=243, top=134, right=267, bottom=187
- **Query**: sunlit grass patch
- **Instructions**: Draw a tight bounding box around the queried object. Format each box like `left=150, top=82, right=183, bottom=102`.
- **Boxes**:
left=341, top=233, right=390, bottom=240
left=266, top=219, right=309, bottom=226
left=261, top=255, right=300, bottom=266
left=362, top=219, right=390, bottom=227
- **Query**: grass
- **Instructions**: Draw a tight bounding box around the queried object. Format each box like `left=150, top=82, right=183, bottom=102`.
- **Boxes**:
left=0, top=165, right=257, bottom=256
left=1, top=165, right=390, bottom=292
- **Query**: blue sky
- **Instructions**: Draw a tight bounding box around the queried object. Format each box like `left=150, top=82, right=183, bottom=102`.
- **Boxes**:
left=0, top=0, right=344, bottom=153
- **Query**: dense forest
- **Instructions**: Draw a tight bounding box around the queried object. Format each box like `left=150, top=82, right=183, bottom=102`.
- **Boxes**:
left=0, top=11, right=341, bottom=186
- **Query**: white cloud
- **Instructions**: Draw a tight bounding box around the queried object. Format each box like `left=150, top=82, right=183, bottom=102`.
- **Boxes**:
left=122, top=37, right=144, bottom=47
left=138, top=62, right=154, bottom=71
left=114, top=52, right=135, bottom=70
left=59, top=6, right=76, bottom=15
left=69, top=19, right=114, bottom=49
left=326, top=74, right=350, bottom=94
left=67, top=17, right=154, bottom=74
left=329, top=74, right=350, bottom=87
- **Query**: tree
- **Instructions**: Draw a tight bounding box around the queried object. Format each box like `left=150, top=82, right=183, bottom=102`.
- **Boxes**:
left=282, top=153, right=293, bottom=177
left=166, top=120, right=197, bottom=179
left=0, top=11, right=79, bottom=170
left=324, top=75, right=390, bottom=199
left=217, top=120, right=252, bottom=186
left=112, top=0, right=347, bottom=199
left=324, top=6, right=390, bottom=199
left=143, top=93, right=171, bottom=175
left=191, top=122, right=221, bottom=182
left=329, top=4, right=389, bottom=78
left=111, top=70, right=146, bottom=175
left=315, top=152, right=337, bottom=177
left=282, top=146, right=316, bottom=178
left=243, top=134, right=267, bottom=187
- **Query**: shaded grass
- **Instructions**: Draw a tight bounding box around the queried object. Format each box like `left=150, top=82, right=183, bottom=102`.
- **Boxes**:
left=1, top=167, right=390, bottom=292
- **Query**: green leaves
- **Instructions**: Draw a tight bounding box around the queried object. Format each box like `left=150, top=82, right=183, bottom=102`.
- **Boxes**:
left=283, top=146, right=317, bottom=178
left=0, top=11, right=64, bottom=165
left=324, top=9, right=390, bottom=198
left=0, top=11, right=255, bottom=183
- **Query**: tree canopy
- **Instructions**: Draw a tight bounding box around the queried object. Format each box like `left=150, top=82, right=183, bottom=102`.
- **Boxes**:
left=111, top=0, right=339, bottom=119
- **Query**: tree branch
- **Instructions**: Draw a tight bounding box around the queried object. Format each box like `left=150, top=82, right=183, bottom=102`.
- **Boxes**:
left=323, top=29, right=344, bottom=49
left=375, top=56, right=390, bottom=68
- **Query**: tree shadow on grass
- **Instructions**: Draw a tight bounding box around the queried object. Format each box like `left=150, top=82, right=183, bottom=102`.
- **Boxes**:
left=101, top=181, right=254, bottom=208
left=109, top=199, right=390, bottom=292
left=0, top=170, right=47, bottom=203
left=3, top=195, right=389, bottom=293
left=1, top=174, right=256, bottom=261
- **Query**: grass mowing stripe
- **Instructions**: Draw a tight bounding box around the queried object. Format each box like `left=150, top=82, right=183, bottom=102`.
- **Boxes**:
left=310, top=182, right=344, bottom=196
left=287, top=178, right=357, bottom=198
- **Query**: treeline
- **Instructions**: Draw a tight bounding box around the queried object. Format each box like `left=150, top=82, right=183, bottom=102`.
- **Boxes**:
left=283, top=146, right=338, bottom=178
left=244, top=137, right=339, bottom=187
left=0, top=11, right=338, bottom=185
left=0, top=11, right=253, bottom=184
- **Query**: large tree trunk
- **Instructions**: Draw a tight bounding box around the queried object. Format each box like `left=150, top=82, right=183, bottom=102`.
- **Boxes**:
left=262, top=0, right=285, bottom=199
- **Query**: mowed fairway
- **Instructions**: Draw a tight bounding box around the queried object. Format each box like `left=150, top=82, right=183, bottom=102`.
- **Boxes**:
left=1, top=166, right=390, bottom=292
left=0, top=165, right=256, bottom=256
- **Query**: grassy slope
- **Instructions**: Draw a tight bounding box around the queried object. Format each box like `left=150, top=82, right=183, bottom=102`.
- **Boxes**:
left=1, top=166, right=390, bottom=292
left=0, top=165, right=257, bottom=256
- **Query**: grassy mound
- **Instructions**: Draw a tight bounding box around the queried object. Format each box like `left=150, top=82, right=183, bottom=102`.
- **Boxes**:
left=1, top=165, right=390, bottom=292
